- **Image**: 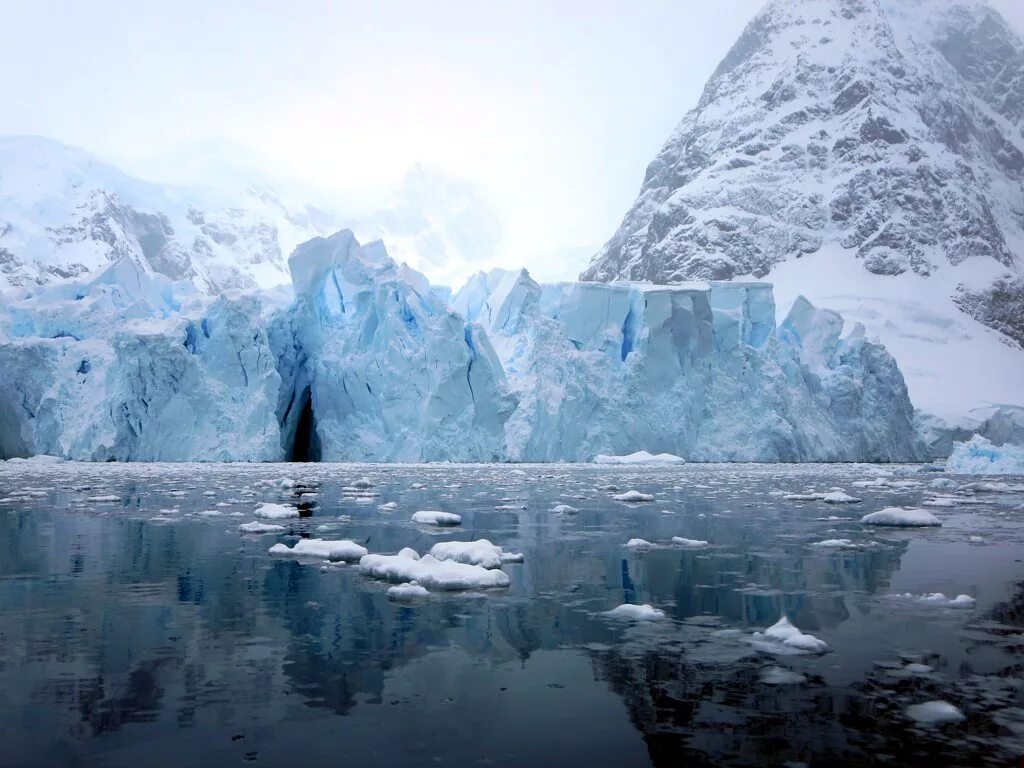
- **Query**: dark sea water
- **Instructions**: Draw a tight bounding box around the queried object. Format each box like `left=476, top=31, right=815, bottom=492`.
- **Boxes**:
left=0, top=461, right=1022, bottom=767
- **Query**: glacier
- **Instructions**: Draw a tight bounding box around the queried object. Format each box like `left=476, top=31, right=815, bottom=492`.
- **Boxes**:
left=0, top=230, right=927, bottom=462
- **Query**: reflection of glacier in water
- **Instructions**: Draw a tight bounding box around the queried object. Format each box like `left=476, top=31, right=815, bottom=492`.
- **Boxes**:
left=0, top=461, right=1021, bottom=766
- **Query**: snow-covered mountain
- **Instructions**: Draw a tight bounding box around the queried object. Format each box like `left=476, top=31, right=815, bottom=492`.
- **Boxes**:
left=0, top=136, right=501, bottom=295
left=581, top=0, right=1024, bottom=427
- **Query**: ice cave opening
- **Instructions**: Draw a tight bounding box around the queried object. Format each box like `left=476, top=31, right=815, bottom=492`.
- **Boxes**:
left=289, top=386, right=322, bottom=462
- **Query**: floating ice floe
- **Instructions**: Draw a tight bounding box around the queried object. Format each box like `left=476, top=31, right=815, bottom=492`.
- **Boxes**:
left=551, top=504, right=578, bottom=514
left=411, top=510, right=462, bottom=526
left=378, top=501, right=398, bottom=511
left=359, top=548, right=510, bottom=590
left=612, top=490, right=655, bottom=502
left=269, top=538, right=368, bottom=562
left=861, top=507, right=941, bottom=527
left=387, top=582, right=430, bottom=600
left=784, top=492, right=827, bottom=501
left=604, top=604, right=665, bottom=620
left=239, top=521, right=286, bottom=534
left=922, top=497, right=958, bottom=508
left=594, top=451, right=685, bottom=465
left=809, top=538, right=861, bottom=549
left=429, top=539, right=523, bottom=569
left=890, top=592, right=976, bottom=608
left=749, top=617, right=829, bottom=655
left=672, top=536, right=709, bottom=547
left=946, top=435, right=1024, bottom=475
left=254, top=502, right=300, bottom=520
left=905, top=700, right=965, bottom=725
left=760, top=666, right=807, bottom=685
left=625, top=538, right=654, bottom=549
left=822, top=491, right=861, bottom=504
left=349, top=477, right=375, bottom=489
left=86, top=495, right=120, bottom=503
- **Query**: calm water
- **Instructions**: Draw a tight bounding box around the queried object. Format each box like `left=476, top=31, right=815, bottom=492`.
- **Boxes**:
left=0, top=461, right=1022, bottom=767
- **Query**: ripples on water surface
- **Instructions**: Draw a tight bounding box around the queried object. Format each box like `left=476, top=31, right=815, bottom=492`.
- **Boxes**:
left=0, top=461, right=1022, bottom=767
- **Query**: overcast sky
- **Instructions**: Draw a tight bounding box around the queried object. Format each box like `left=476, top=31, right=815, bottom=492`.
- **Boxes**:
left=3, top=0, right=1024, bottom=282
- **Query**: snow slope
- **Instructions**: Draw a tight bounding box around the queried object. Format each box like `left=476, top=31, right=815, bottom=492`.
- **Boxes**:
left=580, top=0, right=1024, bottom=430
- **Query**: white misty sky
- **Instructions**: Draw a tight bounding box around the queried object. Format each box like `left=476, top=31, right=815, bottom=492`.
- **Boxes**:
left=3, top=0, right=1024, bottom=282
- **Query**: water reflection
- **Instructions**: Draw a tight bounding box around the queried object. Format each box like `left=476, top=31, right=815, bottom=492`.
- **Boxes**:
left=0, top=462, right=1020, bottom=766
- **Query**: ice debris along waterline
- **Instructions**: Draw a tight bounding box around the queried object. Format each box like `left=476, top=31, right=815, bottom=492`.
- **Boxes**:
left=946, top=435, right=1024, bottom=475
left=269, top=539, right=368, bottom=562
left=253, top=503, right=300, bottom=520
left=0, top=231, right=927, bottom=462
left=358, top=548, right=510, bottom=590
left=860, top=507, right=941, bottom=527
left=749, top=617, right=829, bottom=654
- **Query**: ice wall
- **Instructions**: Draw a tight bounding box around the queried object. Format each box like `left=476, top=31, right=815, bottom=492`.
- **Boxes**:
left=0, top=231, right=927, bottom=462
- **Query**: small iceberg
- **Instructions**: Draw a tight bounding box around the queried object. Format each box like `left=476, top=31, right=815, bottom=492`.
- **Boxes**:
left=239, top=521, right=286, bottom=534
left=604, top=604, right=665, bottom=620
left=822, top=491, right=861, bottom=504
left=387, top=582, right=430, bottom=601
left=946, top=435, right=1024, bottom=475
left=671, top=536, right=709, bottom=548
left=861, top=507, right=941, bottom=527
left=254, top=502, right=300, bottom=520
left=411, top=510, right=462, bottom=526
left=594, top=451, right=685, bottom=465
left=905, top=700, right=965, bottom=725
left=750, top=617, right=829, bottom=655
left=612, top=490, right=655, bottom=502
left=359, top=548, right=510, bottom=590
left=429, top=539, right=523, bottom=569
left=269, top=539, right=368, bottom=562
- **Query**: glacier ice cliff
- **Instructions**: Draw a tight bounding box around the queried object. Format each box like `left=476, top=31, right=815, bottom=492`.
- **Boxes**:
left=0, top=231, right=927, bottom=462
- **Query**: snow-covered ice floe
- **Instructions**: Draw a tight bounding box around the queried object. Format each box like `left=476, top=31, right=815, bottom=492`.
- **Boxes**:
left=594, top=451, right=685, bottom=465
left=672, top=536, right=709, bottom=547
left=760, top=666, right=807, bottom=685
left=358, top=548, right=510, bottom=590
left=749, top=617, right=829, bottom=654
left=269, top=538, right=368, bottom=562
left=239, top=521, right=286, bottom=534
left=809, top=538, right=863, bottom=549
left=410, top=510, right=462, bottom=526
left=822, top=491, right=861, bottom=504
left=387, top=582, right=430, bottom=600
left=612, top=490, right=655, bottom=503
left=861, top=507, right=941, bottom=527
left=254, top=502, right=300, bottom=520
left=946, top=435, right=1024, bottom=476
left=625, top=538, right=655, bottom=549
left=905, top=700, right=966, bottom=725
left=428, top=539, right=523, bottom=569
left=604, top=604, right=665, bottom=621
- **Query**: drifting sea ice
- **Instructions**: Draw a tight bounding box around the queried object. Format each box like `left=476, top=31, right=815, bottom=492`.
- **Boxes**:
left=411, top=510, right=462, bottom=526
left=551, top=504, right=578, bottom=514
left=672, top=536, right=709, bottom=547
left=905, top=700, right=966, bottom=725
left=358, top=548, right=510, bottom=590
left=269, top=539, right=368, bottom=562
left=625, top=538, right=655, bottom=549
left=861, top=507, right=941, bottom=527
left=428, top=539, right=523, bottom=569
left=810, top=539, right=861, bottom=549
left=612, top=490, right=655, bottom=502
left=822, top=491, right=861, bottom=504
left=387, top=582, right=430, bottom=600
left=604, top=604, right=665, bottom=621
left=239, top=521, right=286, bottom=534
left=890, top=593, right=976, bottom=608
left=254, top=502, right=300, bottom=520
left=750, top=617, right=829, bottom=654
left=760, top=666, right=808, bottom=685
